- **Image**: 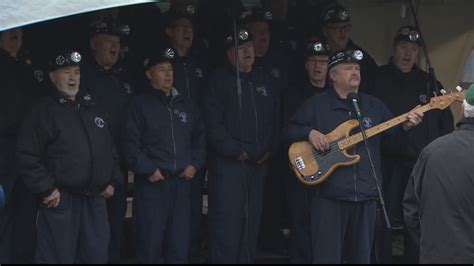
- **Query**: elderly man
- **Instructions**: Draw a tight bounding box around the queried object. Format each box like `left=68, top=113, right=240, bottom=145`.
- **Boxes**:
left=404, top=84, right=474, bottom=264
left=0, top=27, right=39, bottom=263
left=203, top=28, right=280, bottom=264
left=162, top=9, right=210, bottom=262
left=288, top=49, right=423, bottom=263
left=123, top=47, right=206, bottom=264
left=17, top=50, right=122, bottom=264
left=321, top=4, right=378, bottom=92
left=369, top=26, right=455, bottom=263
left=80, top=19, right=137, bottom=263
left=284, top=40, right=331, bottom=263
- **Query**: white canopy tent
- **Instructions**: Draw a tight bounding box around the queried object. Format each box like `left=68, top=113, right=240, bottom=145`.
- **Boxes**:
left=0, top=0, right=158, bottom=31
left=1, top=0, right=471, bottom=118
left=341, top=0, right=474, bottom=120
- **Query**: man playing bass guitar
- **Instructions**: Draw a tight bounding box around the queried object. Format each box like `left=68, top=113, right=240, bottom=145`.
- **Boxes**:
left=287, top=49, right=423, bottom=264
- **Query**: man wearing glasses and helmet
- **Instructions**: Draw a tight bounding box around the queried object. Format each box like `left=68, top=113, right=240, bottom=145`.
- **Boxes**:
left=321, top=4, right=378, bottom=93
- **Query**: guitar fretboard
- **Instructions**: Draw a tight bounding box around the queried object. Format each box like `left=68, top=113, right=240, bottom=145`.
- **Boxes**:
left=338, top=102, right=435, bottom=150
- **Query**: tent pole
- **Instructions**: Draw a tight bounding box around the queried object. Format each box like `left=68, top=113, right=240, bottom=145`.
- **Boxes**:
left=408, top=0, right=440, bottom=95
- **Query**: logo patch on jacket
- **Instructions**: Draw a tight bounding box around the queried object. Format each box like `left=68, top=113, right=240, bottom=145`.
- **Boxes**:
left=34, top=70, right=44, bottom=83
left=256, top=86, right=268, bottom=97
left=179, top=112, right=188, bottom=123
left=419, top=94, right=428, bottom=104
left=363, top=117, right=373, bottom=129
left=124, top=83, right=132, bottom=95
left=95, top=117, right=105, bottom=128
left=195, top=68, right=203, bottom=79
left=271, top=68, right=281, bottom=79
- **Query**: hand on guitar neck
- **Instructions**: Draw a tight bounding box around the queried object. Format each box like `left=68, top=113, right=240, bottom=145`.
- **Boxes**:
left=309, top=108, right=424, bottom=152
left=289, top=88, right=465, bottom=186
left=402, top=106, right=424, bottom=131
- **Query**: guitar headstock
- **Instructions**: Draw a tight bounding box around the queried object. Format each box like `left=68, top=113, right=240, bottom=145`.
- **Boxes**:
left=429, top=86, right=465, bottom=110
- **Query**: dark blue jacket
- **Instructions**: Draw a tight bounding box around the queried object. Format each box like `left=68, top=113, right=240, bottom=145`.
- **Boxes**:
left=0, top=49, right=39, bottom=203
left=123, top=88, right=206, bottom=178
left=369, top=62, right=454, bottom=160
left=203, top=65, right=280, bottom=163
left=254, top=49, right=289, bottom=96
left=288, top=88, right=402, bottom=201
left=80, top=58, right=137, bottom=153
left=171, top=55, right=208, bottom=105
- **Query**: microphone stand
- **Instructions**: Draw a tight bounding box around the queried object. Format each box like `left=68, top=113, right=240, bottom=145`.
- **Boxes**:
left=231, top=6, right=251, bottom=264
left=352, top=100, right=392, bottom=231
left=408, top=0, right=440, bottom=95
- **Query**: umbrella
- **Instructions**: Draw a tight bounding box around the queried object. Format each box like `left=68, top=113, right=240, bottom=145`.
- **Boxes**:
left=0, top=0, right=159, bottom=31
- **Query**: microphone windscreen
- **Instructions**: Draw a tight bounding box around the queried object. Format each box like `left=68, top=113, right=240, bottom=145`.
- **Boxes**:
left=347, top=92, right=360, bottom=102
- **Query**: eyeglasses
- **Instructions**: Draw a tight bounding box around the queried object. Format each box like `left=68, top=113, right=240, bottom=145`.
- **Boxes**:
left=306, top=58, right=329, bottom=65
left=326, top=24, right=352, bottom=33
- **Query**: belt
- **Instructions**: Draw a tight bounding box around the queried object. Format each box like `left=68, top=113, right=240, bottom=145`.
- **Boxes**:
left=63, top=187, right=101, bottom=197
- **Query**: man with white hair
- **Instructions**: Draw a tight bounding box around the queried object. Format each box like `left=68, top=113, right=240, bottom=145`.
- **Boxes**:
left=17, top=50, right=122, bottom=264
left=404, top=85, right=474, bottom=264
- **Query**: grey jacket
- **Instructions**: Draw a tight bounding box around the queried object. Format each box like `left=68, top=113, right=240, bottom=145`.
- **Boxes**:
left=404, top=118, right=474, bottom=264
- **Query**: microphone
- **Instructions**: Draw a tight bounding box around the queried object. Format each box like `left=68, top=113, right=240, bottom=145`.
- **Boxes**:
left=347, top=92, right=362, bottom=118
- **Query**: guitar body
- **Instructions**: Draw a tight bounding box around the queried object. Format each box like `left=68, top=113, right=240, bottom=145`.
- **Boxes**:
left=288, top=89, right=465, bottom=186
left=288, top=119, right=361, bottom=186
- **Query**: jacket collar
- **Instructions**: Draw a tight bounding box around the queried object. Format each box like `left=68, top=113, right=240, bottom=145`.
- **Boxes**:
left=50, top=87, right=95, bottom=107
left=329, top=87, right=356, bottom=111
left=147, top=86, right=182, bottom=103
left=301, top=78, right=326, bottom=98
left=456, top=117, right=474, bottom=131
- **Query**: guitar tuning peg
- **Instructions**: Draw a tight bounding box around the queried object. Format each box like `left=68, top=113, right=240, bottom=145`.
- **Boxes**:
left=456, top=86, right=463, bottom=92
left=433, top=91, right=438, bottom=97
left=441, top=89, right=447, bottom=95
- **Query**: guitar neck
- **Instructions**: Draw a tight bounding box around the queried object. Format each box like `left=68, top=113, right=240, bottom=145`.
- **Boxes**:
left=338, top=104, right=432, bottom=150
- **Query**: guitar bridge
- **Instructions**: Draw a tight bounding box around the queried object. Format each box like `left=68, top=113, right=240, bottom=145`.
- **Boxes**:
left=295, top=157, right=305, bottom=170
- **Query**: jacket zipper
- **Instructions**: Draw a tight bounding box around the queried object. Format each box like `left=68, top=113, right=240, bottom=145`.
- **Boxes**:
left=77, top=103, right=95, bottom=190
left=183, top=62, right=191, bottom=100
left=168, top=104, right=177, bottom=173
left=249, top=81, right=259, bottom=143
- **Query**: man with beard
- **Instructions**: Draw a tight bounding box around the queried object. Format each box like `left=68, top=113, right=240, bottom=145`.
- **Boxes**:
left=0, top=27, right=39, bottom=263
left=203, top=28, right=279, bottom=264
left=369, top=26, right=454, bottom=264
left=321, top=4, right=378, bottom=93
left=288, top=49, right=423, bottom=263
left=17, top=50, right=122, bottom=264
left=80, top=19, right=137, bottom=264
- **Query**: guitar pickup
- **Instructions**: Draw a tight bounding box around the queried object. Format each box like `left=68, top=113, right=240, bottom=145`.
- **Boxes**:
left=295, top=157, right=306, bottom=170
